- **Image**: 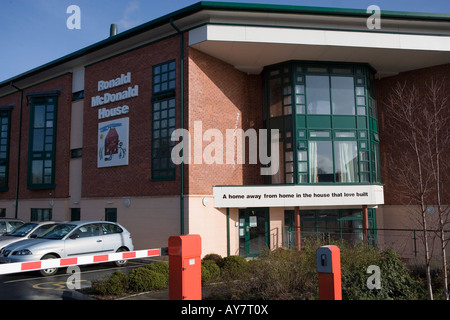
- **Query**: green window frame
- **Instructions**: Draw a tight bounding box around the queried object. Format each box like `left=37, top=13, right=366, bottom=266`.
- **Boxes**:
left=152, top=60, right=176, bottom=181
left=265, top=62, right=380, bottom=185
left=152, top=97, right=176, bottom=180
left=153, top=60, right=176, bottom=94
left=27, top=96, right=58, bottom=189
left=31, top=208, right=52, bottom=221
left=0, top=109, right=12, bottom=191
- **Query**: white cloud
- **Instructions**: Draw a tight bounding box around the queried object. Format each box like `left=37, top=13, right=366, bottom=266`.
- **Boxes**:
left=118, top=0, right=140, bottom=30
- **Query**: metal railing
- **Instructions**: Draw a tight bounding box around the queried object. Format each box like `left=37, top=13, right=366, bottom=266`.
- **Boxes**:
left=283, top=227, right=450, bottom=260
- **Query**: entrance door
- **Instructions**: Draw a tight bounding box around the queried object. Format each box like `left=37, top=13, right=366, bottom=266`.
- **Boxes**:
left=238, top=208, right=269, bottom=257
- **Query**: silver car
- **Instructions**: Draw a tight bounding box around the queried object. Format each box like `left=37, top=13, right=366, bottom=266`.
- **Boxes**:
left=0, top=220, right=134, bottom=276
left=0, top=221, right=58, bottom=253
left=0, top=218, right=24, bottom=236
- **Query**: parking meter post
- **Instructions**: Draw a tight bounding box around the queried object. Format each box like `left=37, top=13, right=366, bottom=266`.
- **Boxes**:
left=316, top=245, right=342, bottom=300
left=168, top=234, right=202, bottom=300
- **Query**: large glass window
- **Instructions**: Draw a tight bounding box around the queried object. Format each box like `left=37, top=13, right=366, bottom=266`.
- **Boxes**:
left=306, top=75, right=330, bottom=115
left=152, top=60, right=176, bottom=181
left=334, top=141, right=358, bottom=182
left=0, top=110, right=11, bottom=191
left=308, top=141, right=333, bottom=182
left=28, top=96, right=57, bottom=189
left=152, top=98, right=176, bottom=180
left=265, top=62, right=380, bottom=185
left=331, top=76, right=355, bottom=115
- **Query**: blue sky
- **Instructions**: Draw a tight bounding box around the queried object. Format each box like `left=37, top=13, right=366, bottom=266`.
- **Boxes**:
left=1, top=0, right=449, bottom=82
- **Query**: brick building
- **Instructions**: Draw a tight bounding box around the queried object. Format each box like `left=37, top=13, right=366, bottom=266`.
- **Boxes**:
left=0, top=2, right=449, bottom=258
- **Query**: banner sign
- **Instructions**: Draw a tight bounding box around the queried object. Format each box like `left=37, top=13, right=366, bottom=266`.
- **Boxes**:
left=213, top=185, right=384, bottom=208
left=98, top=117, right=129, bottom=168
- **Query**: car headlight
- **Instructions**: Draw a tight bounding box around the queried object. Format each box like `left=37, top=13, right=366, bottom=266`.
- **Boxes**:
left=12, top=249, right=33, bottom=255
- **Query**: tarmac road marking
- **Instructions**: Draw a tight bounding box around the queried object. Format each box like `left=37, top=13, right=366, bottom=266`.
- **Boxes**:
left=33, top=280, right=88, bottom=290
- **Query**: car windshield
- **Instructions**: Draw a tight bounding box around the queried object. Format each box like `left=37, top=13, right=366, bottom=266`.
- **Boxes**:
left=7, top=223, right=38, bottom=237
left=38, top=224, right=77, bottom=240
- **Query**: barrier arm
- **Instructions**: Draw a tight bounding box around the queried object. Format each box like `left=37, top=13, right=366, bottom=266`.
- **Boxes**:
left=0, top=248, right=166, bottom=276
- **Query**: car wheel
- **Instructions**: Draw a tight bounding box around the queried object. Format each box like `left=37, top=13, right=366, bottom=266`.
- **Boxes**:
left=39, top=254, right=59, bottom=277
left=113, top=248, right=129, bottom=267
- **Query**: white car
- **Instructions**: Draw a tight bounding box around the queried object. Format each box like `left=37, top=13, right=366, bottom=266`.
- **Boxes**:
left=0, top=220, right=134, bottom=276
left=0, top=221, right=58, bottom=253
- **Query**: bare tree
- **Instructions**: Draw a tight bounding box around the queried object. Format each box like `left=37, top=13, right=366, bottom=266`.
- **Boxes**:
left=425, top=79, right=450, bottom=300
left=384, top=78, right=450, bottom=300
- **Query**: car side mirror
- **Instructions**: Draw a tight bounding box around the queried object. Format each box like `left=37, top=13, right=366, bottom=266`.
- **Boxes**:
left=29, top=234, right=37, bottom=238
left=69, top=234, right=80, bottom=240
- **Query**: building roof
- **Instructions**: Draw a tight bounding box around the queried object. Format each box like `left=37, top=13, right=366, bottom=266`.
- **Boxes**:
left=1, top=1, right=449, bottom=95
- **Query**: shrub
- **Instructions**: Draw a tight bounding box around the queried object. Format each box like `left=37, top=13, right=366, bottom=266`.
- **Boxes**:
left=202, top=253, right=223, bottom=266
left=201, top=260, right=220, bottom=283
left=146, top=261, right=169, bottom=281
left=91, top=271, right=129, bottom=296
left=201, top=266, right=211, bottom=284
left=340, top=245, right=423, bottom=300
left=220, top=255, right=249, bottom=279
left=128, top=268, right=167, bottom=292
left=208, top=240, right=425, bottom=300
left=240, top=248, right=317, bottom=300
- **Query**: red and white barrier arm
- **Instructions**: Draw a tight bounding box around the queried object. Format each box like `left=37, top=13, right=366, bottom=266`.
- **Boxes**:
left=0, top=248, right=163, bottom=276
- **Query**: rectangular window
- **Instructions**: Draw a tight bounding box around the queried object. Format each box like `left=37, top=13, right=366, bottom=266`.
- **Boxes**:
left=269, top=77, right=282, bottom=118
left=308, top=141, right=333, bottom=182
left=0, top=208, right=5, bottom=218
left=31, top=208, right=52, bottom=221
left=306, top=75, right=330, bottom=115
left=334, top=141, right=359, bottom=182
left=28, top=96, right=57, bottom=189
left=152, top=60, right=177, bottom=181
left=153, top=61, right=176, bottom=94
left=152, top=98, right=176, bottom=180
left=331, top=76, right=355, bottom=115
left=0, top=110, right=11, bottom=191
left=71, top=208, right=80, bottom=221
left=105, top=208, right=117, bottom=222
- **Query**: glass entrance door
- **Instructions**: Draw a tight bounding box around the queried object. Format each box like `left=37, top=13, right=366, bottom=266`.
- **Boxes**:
left=239, top=208, right=269, bottom=257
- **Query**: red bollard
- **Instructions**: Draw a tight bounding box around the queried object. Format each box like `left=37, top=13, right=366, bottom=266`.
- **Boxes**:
left=316, top=245, right=342, bottom=300
left=168, top=234, right=202, bottom=300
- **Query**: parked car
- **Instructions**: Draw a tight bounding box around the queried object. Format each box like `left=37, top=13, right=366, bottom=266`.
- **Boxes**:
left=0, top=220, right=134, bottom=276
left=0, top=218, right=24, bottom=236
left=0, top=221, right=59, bottom=253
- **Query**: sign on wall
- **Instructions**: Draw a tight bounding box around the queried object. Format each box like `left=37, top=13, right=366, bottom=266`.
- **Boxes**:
left=213, top=185, right=384, bottom=208
left=98, top=117, right=129, bottom=168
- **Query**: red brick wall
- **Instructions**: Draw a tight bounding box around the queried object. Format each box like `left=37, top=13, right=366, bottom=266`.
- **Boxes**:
left=376, top=63, right=450, bottom=205
left=0, top=73, right=72, bottom=200
left=186, top=48, right=264, bottom=195
left=0, top=91, right=20, bottom=200
left=83, top=35, right=182, bottom=198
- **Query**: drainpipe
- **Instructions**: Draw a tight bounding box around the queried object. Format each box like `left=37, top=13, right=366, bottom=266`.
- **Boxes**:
left=10, top=82, right=23, bottom=219
left=170, top=19, right=185, bottom=235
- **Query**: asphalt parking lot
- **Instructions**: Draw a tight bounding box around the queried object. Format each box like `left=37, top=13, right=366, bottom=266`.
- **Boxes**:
left=0, top=260, right=150, bottom=300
